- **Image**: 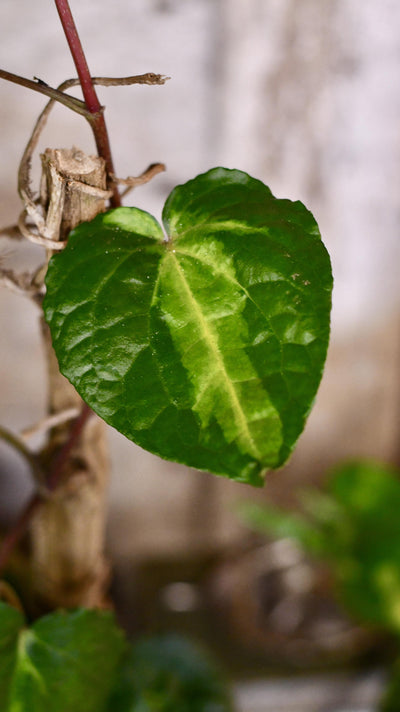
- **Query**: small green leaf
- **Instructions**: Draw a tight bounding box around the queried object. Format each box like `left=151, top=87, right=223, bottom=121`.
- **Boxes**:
left=237, top=501, right=326, bottom=555
left=106, top=635, right=233, bottom=712
left=0, top=605, right=125, bottom=711
left=44, top=167, right=332, bottom=485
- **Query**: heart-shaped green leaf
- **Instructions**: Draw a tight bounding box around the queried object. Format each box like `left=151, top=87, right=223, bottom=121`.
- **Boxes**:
left=44, top=168, right=332, bottom=486
left=0, top=604, right=125, bottom=711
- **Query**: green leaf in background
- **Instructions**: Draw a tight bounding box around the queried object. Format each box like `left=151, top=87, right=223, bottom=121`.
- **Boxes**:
left=106, top=635, right=233, bottom=712
left=237, top=500, right=326, bottom=555
left=0, top=604, right=125, bottom=712
left=324, top=461, right=400, bottom=632
left=44, top=167, right=332, bottom=485
left=241, top=460, right=400, bottom=635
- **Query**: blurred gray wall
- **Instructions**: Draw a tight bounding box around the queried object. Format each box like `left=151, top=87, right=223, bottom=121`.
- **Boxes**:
left=0, top=0, right=400, bottom=562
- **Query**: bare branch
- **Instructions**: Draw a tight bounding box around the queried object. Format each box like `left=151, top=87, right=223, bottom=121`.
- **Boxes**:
left=0, top=425, right=46, bottom=487
left=92, top=73, right=170, bottom=87
left=18, top=75, right=168, bottom=203
left=0, top=267, right=44, bottom=302
left=18, top=208, right=67, bottom=251
left=0, top=403, right=93, bottom=578
left=0, top=69, right=93, bottom=117
left=111, top=162, right=166, bottom=198
left=21, top=408, right=81, bottom=441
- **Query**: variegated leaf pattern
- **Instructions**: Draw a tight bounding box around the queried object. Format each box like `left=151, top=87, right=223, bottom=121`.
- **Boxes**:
left=44, top=168, right=332, bottom=485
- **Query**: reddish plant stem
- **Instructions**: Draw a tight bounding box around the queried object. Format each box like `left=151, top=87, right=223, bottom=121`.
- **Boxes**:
left=54, top=0, right=121, bottom=207
left=0, top=405, right=92, bottom=577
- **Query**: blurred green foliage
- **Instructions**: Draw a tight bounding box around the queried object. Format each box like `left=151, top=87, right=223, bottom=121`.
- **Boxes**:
left=380, top=656, right=400, bottom=712
left=106, top=635, right=233, bottom=712
left=241, top=460, right=400, bottom=634
left=241, top=459, right=400, bottom=711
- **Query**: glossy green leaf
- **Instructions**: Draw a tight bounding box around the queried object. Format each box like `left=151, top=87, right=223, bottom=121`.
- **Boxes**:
left=0, top=605, right=125, bottom=711
left=44, top=167, right=332, bottom=485
left=106, top=635, right=233, bottom=712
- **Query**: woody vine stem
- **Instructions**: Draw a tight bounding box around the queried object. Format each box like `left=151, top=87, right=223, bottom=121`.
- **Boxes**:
left=0, top=0, right=121, bottom=576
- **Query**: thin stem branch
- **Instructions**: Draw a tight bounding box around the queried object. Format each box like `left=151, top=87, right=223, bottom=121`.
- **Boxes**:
left=21, top=408, right=81, bottom=441
left=17, top=74, right=167, bottom=202
left=54, top=0, right=120, bottom=206
left=0, top=426, right=45, bottom=486
left=0, top=404, right=92, bottom=577
left=112, top=162, right=166, bottom=199
left=0, top=70, right=168, bottom=128
left=0, top=69, right=92, bottom=118
left=92, top=73, right=169, bottom=87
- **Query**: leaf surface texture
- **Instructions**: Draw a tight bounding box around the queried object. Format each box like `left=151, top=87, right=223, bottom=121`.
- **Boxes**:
left=44, top=168, right=332, bottom=485
left=0, top=605, right=125, bottom=711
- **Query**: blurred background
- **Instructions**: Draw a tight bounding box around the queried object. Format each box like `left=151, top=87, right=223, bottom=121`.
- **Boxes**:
left=1, top=1, right=400, bottom=709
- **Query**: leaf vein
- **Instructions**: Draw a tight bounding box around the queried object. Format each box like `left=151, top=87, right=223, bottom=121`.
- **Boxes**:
left=169, top=253, right=262, bottom=460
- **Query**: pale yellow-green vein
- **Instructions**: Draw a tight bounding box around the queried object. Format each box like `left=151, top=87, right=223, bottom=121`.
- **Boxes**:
left=168, top=252, right=262, bottom=460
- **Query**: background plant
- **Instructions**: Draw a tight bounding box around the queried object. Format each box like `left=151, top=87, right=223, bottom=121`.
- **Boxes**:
left=240, top=459, right=400, bottom=710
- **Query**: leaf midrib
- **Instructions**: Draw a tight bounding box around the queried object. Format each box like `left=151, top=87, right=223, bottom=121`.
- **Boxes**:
left=168, top=218, right=268, bottom=241
left=167, top=252, right=262, bottom=461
